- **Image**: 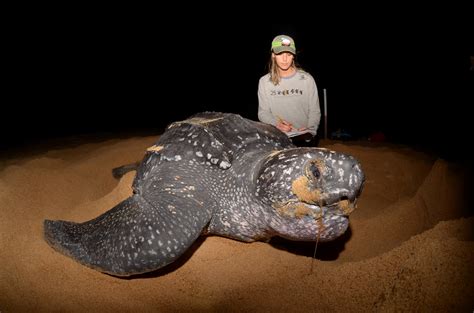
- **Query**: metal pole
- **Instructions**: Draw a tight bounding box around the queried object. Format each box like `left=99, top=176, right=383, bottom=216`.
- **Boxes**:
left=323, top=88, right=327, bottom=139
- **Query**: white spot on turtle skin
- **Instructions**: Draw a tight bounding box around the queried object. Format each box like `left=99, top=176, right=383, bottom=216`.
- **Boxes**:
left=175, top=155, right=182, bottom=161
left=196, top=151, right=203, bottom=157
left=338, top=168, right=345, bottom=182
left=207, top=153, right=212, bottom=159
left=219, top=161, right=231, bottom=169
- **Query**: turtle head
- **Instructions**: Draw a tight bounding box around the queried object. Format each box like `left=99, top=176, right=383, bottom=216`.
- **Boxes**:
left=256, top=147, right=365, bottom=242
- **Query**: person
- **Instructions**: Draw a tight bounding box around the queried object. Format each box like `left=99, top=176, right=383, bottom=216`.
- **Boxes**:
left=258, top=34, right=321, bottom=147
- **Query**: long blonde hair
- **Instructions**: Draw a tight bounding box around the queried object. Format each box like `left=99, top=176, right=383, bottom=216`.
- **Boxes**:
left=267, top=54, right=302, bottom=85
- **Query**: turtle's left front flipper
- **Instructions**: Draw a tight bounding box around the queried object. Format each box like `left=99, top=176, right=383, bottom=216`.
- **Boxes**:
left=44, top=193, right=212, bottom=276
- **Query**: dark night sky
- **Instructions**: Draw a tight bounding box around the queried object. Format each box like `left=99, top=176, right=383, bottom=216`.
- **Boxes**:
left=4, top=8, right=473, bottom=161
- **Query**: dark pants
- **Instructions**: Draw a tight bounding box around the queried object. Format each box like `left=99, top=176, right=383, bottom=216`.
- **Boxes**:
left=291, top=133, right=319, bottom=147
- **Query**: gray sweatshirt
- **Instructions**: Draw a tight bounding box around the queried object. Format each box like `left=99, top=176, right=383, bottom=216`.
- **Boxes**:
left=258, top=70, right=321, bottom=136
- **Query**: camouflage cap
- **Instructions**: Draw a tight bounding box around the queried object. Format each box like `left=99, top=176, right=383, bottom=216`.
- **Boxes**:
left=271, top=35, right=296, bottom=54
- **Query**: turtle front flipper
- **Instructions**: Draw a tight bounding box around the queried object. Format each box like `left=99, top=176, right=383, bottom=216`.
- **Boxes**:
left=44, top=194, right=212, bottom=276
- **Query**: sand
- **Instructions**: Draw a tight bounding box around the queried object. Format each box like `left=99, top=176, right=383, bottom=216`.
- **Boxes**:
left=1, top=136, right=473, bottom=312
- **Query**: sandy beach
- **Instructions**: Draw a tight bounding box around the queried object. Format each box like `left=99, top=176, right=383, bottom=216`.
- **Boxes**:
left=1, top=135, right=472, bottom=312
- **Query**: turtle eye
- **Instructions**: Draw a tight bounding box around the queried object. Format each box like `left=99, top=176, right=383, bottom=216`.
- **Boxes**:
left=305, top=160, right=324, bottom=181
left=309, top=162, right=320, bottom=179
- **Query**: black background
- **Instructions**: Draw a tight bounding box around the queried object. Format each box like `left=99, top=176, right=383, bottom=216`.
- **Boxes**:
left=4, top=6, right=473, bottom=161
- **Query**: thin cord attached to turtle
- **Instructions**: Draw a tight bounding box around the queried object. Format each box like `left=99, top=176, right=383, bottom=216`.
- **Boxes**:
left=310, top=215, right=323, bottom=274
left=310, top=232, right=319, bottom=274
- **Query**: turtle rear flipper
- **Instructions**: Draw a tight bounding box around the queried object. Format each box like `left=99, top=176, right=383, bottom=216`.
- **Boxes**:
left=44, top=194, right=212, bottom=276
left=112, top=161, right=140, bottom=179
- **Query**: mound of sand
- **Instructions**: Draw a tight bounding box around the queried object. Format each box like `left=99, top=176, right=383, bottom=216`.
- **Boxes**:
left=1, top=136, right=472, bottom=312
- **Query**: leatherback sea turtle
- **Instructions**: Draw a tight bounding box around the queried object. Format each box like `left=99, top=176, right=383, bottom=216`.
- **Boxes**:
left=44, top=112, right=365, bottom=276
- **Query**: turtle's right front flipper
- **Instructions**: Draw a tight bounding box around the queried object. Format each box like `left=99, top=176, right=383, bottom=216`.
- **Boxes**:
left=44, top=193, right=212, bottom=276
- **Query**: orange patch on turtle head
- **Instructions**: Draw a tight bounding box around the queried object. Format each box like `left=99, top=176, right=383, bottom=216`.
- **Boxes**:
left=291, top=176, right=322, bottom=204
left=338, top=199, right=356, bottom=215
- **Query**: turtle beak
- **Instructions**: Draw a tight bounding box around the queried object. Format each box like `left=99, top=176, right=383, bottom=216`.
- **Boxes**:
left=324, top=198, right=358, bottom=216
left=273, top=201, right=324, bottom=220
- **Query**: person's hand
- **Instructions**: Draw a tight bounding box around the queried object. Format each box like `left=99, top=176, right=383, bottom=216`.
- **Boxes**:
left=276, top=119, right=293, bottom=132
